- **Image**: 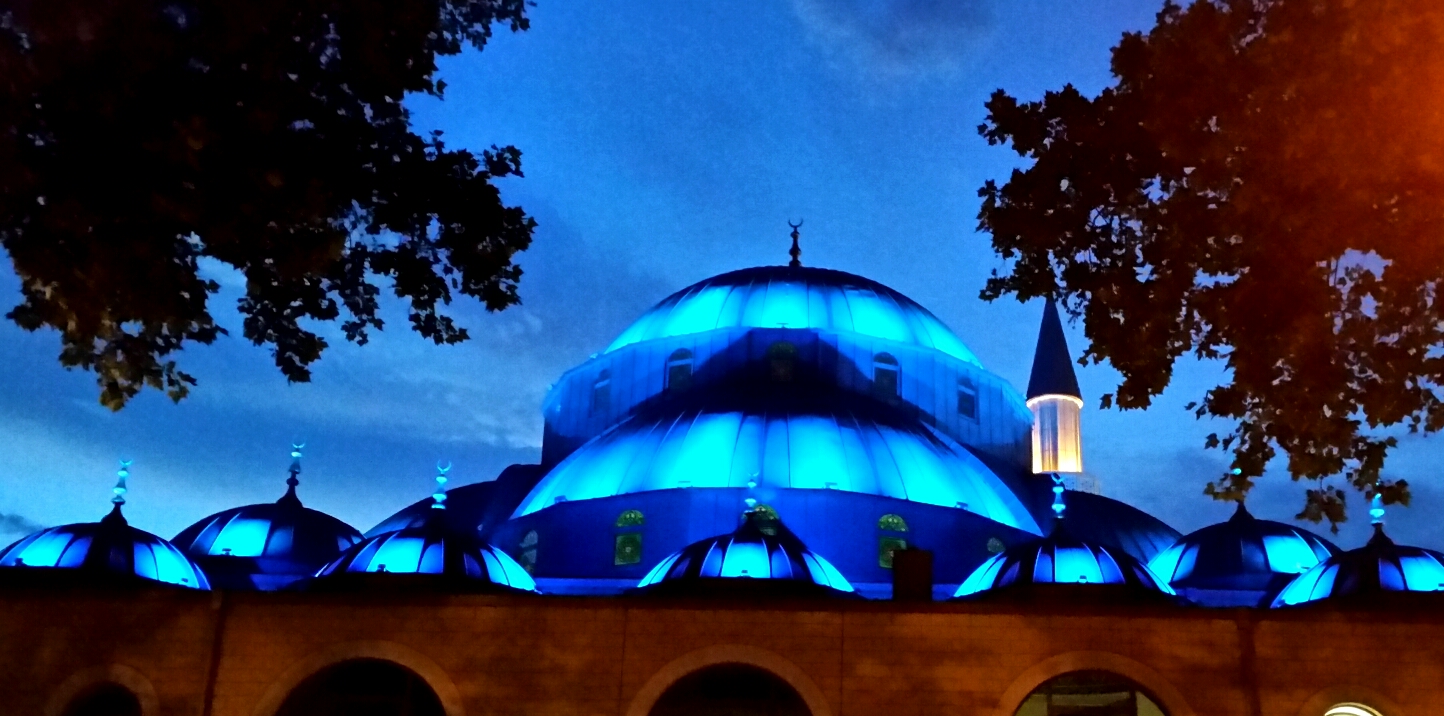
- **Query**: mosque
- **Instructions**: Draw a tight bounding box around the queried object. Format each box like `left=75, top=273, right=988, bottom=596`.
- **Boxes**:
left=1, top=238, right=1441, bottom=716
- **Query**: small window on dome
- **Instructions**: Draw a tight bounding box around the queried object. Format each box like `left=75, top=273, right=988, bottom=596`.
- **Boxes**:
left=878, top=513, right=908, bottom=568
left=666, top=349, right=694, bottom=392
left=591, top=370, right=611, bottom=416
left=878, top=514, right=909, bottom=532
left=873, top=353, right=899, bottom=398
left=616, top=509, right=645, bottom=528
left=767, top=342, right=797, bottom=382
left=957, top=375, right=978, bottom=419
left=519, top=530, right=538, bottom=574
left=614, top=533, right=643, bottom=566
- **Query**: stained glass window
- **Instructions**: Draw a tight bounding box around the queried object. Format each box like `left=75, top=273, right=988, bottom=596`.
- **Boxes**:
left=616, top=509, right=645, bottom=527
left=878, top=514, right=908, bottom=532
left=879, top=536, right=907, bottom=569
left=615, top=533, right=643, bottom=566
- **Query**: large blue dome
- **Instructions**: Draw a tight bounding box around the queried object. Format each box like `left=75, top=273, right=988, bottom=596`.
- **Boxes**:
left=954, top=523, right=1175, bottom=599
left=513, top=405, right=1040, bottom=533
left=1148, top=503, right=1338, bottom=605
left=1271, top=525, right=1444, bottom=607
left=636, top=511, right=854, bottom=595
left=605, top=266, right=982, bottom=366
left=0, top=505, right=210, bottom=590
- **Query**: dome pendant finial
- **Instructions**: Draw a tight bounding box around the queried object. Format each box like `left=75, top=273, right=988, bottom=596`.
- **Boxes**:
left=432, top=461, right=451, bottom=510
left=287, top=442, right=304, bottom=488
left=1370, top=488, right=1386, bottom=526
left=787, top=219, right=804, bottom=267
left=112, top=460, right=132, bottom=506
left=1050, top=474, right=1066, bottom=522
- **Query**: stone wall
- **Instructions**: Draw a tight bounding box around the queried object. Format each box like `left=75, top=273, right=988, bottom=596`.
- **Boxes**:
left=0, top=587, right=1435, bottom=716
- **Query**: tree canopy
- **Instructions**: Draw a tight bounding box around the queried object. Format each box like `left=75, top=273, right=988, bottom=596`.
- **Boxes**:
left=0, top=0, right=535, bottom=408
left=977, top=0, right=1444, bottom=528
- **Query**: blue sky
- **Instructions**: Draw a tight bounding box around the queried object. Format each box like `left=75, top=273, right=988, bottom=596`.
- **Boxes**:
left=1, top=0, right=1437, bottom=551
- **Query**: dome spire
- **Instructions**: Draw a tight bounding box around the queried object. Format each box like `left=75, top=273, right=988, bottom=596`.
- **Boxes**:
left=279, top=442, right=305, bottom=507
left=787, top=220, right=803, bottom=267
left=431, top=461, right=451, bottom=510
left=102, top=459, right=132, bottom=526
left=1050, top=474, right=1066, bottom=521
left=1027, top=299, right=1084, bottom=475
left=1027, top=299, right=1081, bottom=401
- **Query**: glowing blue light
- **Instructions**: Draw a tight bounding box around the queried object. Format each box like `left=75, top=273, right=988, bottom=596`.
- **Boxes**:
left=603, top=267, right=984, bottom=367
left=635, top=519, right=855, bottom=594
left=954, top=539, right=1175, bottom=598
left=208, top=517, right=272, bottom=558
left=1262, top=534, right=1325, bottom=574
left=317, top=527, right=538, bottom=592
left=955, top=554, right=1007, bottom=597
left=1397, top=553, right=1444, bottom=590
left=0, top=522, right=210, bottom=589
left=514, top=407, right=1040, bottom=534
left=720, top=541, right=770, bottom=578
left=1273, top=563, right=1340, bottom=606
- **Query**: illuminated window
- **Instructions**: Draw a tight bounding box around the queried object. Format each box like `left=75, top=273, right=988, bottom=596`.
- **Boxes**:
left=1325, top=706, right=1384, bottom=716
left=877, top=513, right=909, bottom=569
left=665, top=349, right=694, bottom=392
left=519, top=530, right=538, bottom=573
left=873, top=352, right=899, bottom=398
left=878, top=514, right=909, bottom=532
left=614, top=509, right=644, bottom=566
left=958, top=375, right=978, bottom=419
left=61, top=683, right=141, bottom=716
left=591, top=369, right=611, bottom=416
left=615, top=533, right=643, bottom=565
left=1013, top=671, right=1167, bottom=716
left=275, top=659, right=444, bottom=716
left=767, top=342, right=797, bottom=382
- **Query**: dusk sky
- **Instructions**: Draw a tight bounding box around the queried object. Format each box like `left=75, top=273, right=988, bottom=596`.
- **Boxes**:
left=1, top=0, right=1437, bottom=551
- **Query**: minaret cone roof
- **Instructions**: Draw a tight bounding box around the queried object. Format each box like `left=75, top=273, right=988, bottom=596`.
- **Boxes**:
left=1026, top=299, right=1082, bottom=401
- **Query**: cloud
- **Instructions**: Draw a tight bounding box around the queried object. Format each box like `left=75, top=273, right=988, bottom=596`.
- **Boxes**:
left=791, top=0, right=995, bottom=77
left=0, top=512, right=42, bottom=537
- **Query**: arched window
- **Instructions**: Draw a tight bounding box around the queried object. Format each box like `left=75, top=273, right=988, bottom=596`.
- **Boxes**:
left=958, top=374, right=978, bottom=419
left=1325, top=706, right=1384, bottom=716
left=519, top=530, right=539, bottom=573
left=61, top=683, right=141, bottom=716
left=615, top=509, right=644, bottom=566
left=767, top=342, right=797, bottom=382
left=878, top=513, right=908, bottom=569
left=666, top=349, right=694, bottom=392
left=873, top=352, right=899, bottom=398
left=275, top=659, right=444, bottom=716
left=649, top=664, right=810, bottom=716
left=591, top=369, right=611, bottom=416
left=1014, top=671, right=1167, bottom=716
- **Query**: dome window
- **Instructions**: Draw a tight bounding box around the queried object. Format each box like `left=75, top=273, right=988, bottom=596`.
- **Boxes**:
left=873, top=352, right=899, bottom=398
left=615, top=509, right=644, bottom=566
left=766, top=341, right=797, bottom=382
left=519, top=530, right=539, bottom=574
left=957, top=375, right=978, bottom=419
left=590, top=370, right=611, bottom=416
left=665, top=349, right=694, bottom=392
left=878, top=513, right=908, bottom=569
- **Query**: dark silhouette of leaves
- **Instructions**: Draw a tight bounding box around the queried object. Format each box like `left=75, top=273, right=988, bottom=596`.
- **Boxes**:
left=0, top=0, right=536, bottom=407
left=977, top=0, right=1444, bottom=529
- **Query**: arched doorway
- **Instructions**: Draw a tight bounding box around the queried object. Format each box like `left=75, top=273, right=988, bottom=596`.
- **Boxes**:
left=1325, top=706, right=1383, bottom=716
left=275, top=658, right=445, bottom=716
left=649, top=663, right=810, bottom=716
left=1014, top=671, right=1167, bottom=716
left=60, top=683, right=141, bottom=716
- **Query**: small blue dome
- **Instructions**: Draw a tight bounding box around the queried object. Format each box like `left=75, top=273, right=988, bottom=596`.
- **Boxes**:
left=0, top=506, right=210, bottom=590
left=315, top=514, right=537, bottom=593
left=1149, top=503, right=1338, bottom=597
left=637, top=511, right=854, bottom=594
left=1271, top=525, right=1444, bottom=607
left=605, top=266, right=982, bottom=366
left=172, top=481, right=363, bottom=590
left=954, top=523, right=1175, bottom=598
left=514, top=405, right=1040, bottom=533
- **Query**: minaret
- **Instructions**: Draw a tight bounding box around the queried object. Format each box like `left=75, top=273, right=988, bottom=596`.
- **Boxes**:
left=1026, top=299, right=1083, bottom=475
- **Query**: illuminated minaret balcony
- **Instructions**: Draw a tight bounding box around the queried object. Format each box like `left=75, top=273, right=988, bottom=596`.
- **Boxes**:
left=1027, top=300, right=1083, bottom=475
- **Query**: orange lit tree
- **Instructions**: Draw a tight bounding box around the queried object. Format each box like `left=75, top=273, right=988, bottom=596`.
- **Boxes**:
left=977, top=0, right=1444, bottom=527
left=0, top=0, right=534, bottom=408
